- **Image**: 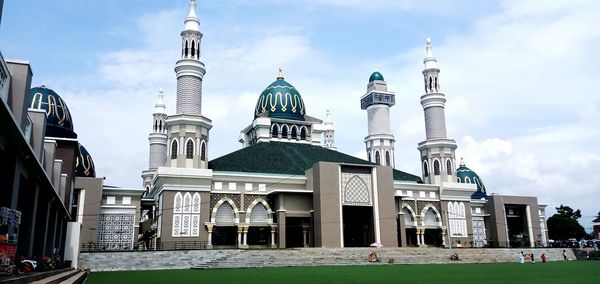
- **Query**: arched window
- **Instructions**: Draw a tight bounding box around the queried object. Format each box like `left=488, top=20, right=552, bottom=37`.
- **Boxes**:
left=446, top=159, right=452, bottom=175
left=300, top=127, right=307, bottom=140
left=200, top=141, right=206, bottom=161
left=433, top=160, right=440, bottom=175
left=159, top=120, right=163, bottom=132
left=215, top=202, right=236, bottom=223
left=368, top=152, right=371, bottom=162
left=465, top=177, right=471, bottom=183
left=375, top=151, right=381, bottom=165
left=424, top=208, right=437, bottom=226
left=448, top=202, right=455, bottom=218
left=271, top=124, right=279, bottom=138
left=171, top=139, right=178, bottom=159
left=186, top=139, right=194, bottom=159
left=434, top=76, right=438, bottom=91
left=191, top=40, right=196, bottom=57
left=457, top=177, right=461, bottom=183
left=154, top=120, right=157, bottom=132
left=291, top=126, right=298, bottom=139
left=402, top=208, right=414, bottom=226
left=249, top=203, right=269, bottom=223
left=184, top=40, right=189, bottom=57
left=385, top=151, right=391, bottom=166
left=423, top=160, right=429, bottom=177
left=282, top=125, right=288, bottom=139
left=428, top=76, right=433, bottom=92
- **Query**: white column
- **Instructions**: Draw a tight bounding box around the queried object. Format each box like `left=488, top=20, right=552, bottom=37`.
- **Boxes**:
left=237, top=226, right=243, bottom=246
left=270, top=226, right=276, bottom=247
left=416, top=229, right=421, bottom=246
left=526, top=205, right=534, bottom=248
left=243, top=226, right=248, bottom=246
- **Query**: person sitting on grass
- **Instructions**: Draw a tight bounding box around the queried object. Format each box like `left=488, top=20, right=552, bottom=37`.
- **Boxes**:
left=368, top=251, right=379, bottom=262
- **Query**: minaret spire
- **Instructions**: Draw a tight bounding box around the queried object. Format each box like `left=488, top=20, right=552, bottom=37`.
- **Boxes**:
left=323, top=109, right=336, bottom=150
left=185, top=0, right=200, bottom=31
left=417, top=38, right=457, bottom=185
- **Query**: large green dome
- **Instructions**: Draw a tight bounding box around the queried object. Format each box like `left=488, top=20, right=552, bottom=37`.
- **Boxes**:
left=456, top=160, right=487, bottom=199
left=254, top=74, right=306, bottom=121
left=29, top=86, right=77, bottom=139
left=369, top=71, right=384, bottom=82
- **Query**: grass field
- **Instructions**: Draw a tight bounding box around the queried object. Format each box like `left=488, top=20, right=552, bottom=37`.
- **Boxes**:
left=87, top=261, right=600, bottom=284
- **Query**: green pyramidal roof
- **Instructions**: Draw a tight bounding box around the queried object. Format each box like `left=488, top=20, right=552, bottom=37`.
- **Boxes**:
left=208, top=142, right=421, bottom=182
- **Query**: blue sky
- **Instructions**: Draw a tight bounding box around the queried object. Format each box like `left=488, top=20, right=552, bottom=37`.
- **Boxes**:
left=1, top=0, right=599, bottom=231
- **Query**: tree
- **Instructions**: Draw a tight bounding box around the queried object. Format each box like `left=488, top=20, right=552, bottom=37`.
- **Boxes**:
left=547, top=204, right=586, bottom=241
left=593, top=211, right=600, bottom=223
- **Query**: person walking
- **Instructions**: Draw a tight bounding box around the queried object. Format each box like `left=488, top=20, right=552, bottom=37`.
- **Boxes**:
left=540, top=253, right=546, bottom=263
left=562, top=249, right=568, bottom=261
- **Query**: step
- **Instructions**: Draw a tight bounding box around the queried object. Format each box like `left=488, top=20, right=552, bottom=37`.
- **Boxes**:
left=59, top=271, right=87, bottom=284
left=0, top=268, right=71, bottom=284
left=30, top=269, right=79, bottom=284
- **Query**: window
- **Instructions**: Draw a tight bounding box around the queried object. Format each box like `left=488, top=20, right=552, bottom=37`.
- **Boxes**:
left=375, top=151, right=381, bottom=165
left=106, top=196, right=116, bottom=205
left=282, top=125, right=288, bottom=139
left=249, top=203, right=269, bottom=223
left=424, top=208, right=437, bottom=226
left=171, top=139, right=178, bottom=159
left=423, top=160, right=429, bottom=177
left=385, top=151, right=391, bottom=166
left=200, top=141, right=206, bottom=161
left=368, top=152, right=371, bottom=162
left=186, top=139, right=194, bottom=159
left=433, top=160, right=440, bottom=175
left=215, top=202, right=236, bottom=223
left=271, top=124, right=279, bottom=138
left=122, top=196, right=131, bottom=205
left=300, top=127, right=307, bottom=140
left=191, top=40, right=196, bottom=57
left=291, top=126, right=297, bottom=139
left=449, top=201, right=467, bottom=237
left=402, top=208, right=413, bottom=226
left=446, top=159, right=452, bottom=175
left=172, top=192, right=200, bottom=237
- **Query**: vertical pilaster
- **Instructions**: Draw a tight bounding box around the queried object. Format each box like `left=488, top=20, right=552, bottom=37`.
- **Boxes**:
left=277, top=210, right=286, bottom=248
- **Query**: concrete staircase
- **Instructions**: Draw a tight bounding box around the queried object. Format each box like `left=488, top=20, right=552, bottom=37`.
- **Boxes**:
left=79, top=248, right=576, bottom=271
left=0, top=268, right=87, bottom=284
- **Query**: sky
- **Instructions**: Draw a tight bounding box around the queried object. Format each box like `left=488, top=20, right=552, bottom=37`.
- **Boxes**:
left=1, top=0, right=599, bottom=232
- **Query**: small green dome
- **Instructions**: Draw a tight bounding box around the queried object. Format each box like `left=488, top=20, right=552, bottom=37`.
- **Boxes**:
left=29, top=86, right=77, bottom=139
left=456, top=161, right=487, bottom=199
left=254, top=75, right=306, bottom=121
left=369, top=71, right=384, bottom=82
left=75, top=143, right=96, bottom=178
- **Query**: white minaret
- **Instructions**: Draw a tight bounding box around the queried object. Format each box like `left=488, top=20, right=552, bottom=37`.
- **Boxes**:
left=418, top=38, right=457, bottom=184
left=165, top=0, right=212, bottom=169
left=175, top=0, right=205, bottom=115
left=323, top=109, right=336, bottom=150
left=361, top=70, right=395, bottom=167
left=142, top=89, right=169, bottom=189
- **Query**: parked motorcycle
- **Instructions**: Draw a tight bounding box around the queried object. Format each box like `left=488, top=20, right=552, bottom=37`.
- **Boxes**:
left=14, top=256, right=37, bottom=275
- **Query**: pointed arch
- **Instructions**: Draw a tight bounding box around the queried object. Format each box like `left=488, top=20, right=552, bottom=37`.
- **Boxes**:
left=448, top=202, right=455, bottom=219
left=185, top=138, right=194, bottom=159
left=434, top=76, right=438, bottom=92
left=154, top=119, right=158, bottom=132
left=300, top=126, right=307, bottom=140
left=271, top=123, right=279, bottom=138
left=192, top=193, right=201, bottom=214
left=421, top=204, right=442, bottom=227
left=200, top=140, right=206, bottom=161
left=459, top=202, right=466, bottom=218
left=375, top=151, right=381, bottom=165
left=191, top=40, right=196, bottom=57
left=446, top=159, right=452, bottom=175
left=385, top=151, right=391, bottom=166
left=428, top=76, right=433, bottom=92
left=159, top=120, right=163, bottom=132
left=174, top=192, right=183, bottom=213
left=246, top=198, right=273, bottom=224
left=401, top=204, right=417, bottom=227
left=291, top=125, right=298, bottom=139
left=343, top=175, right=371, bottom=205
left=433, top=159, right=440, bottom=175
left=281, top=124, right=289, bottom=139
left=191, top=193, right=201, bottom=236
left=465, top=177, right=471, bottom=183
left=367, top=152, right=372, bottom=162
left=171, top=139, right=178, bottom=159
left=172, top=192, right=183, bottom=236
left=184, top=40, right=189, bottom=57
left=211, top=198, right=240, bottom=224
left=423, top=160, right=429, bottom=177
left=196, top=41, right=200, bottom=59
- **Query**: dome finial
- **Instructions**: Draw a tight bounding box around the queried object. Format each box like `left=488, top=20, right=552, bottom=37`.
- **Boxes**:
left=184, top=0, right=200, bottom=31
left=460, top=157, right=465, bottom=167
left=277, top=67, right=284, bottom=80
left=155, top=88, right=166, bottom=113
left=374, top=64, right=379, bottom=72
left=424, top=37, right=438, bottom=69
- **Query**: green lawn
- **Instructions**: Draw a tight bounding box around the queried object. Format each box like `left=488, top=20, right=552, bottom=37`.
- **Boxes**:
left=87, top=261, right=600, bottom=284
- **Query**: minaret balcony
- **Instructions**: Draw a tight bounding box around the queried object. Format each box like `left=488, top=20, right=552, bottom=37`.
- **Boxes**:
left=360, top=91, right=395, bottom=109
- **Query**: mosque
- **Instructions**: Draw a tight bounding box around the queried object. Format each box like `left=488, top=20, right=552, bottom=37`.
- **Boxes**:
left=0, top=0, right=550, bottom=266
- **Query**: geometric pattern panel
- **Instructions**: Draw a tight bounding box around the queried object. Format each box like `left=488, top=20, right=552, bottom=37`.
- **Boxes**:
left=215, top=202, right=236, bottom=223
left=449, top=201, right=467, bottom=237
left=98, top=213, right=135, bottom=250
left=210, top=193, right=240, bottom=210
left=341, top=173, right=372, bottom=206
left=249, top=203, right=269, bottom=223
left=417, top=201, right=440, bottom=215
left=472, top=217, right=487, bottom=247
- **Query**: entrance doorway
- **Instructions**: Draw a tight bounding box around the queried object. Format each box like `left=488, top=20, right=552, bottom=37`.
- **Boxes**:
left=247, top=226, right=270, bottom=246
left=423, top=228, right=443, bottom=247
left=405, top=228, right=417, bottom=246
left=286, top=217, right=310, bottom=248
left=343, top=206, right=374, bottom=247
left=212, top=226, right=236, bottom=246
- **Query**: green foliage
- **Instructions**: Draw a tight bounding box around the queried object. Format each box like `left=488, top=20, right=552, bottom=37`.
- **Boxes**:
left=87, top=262, right=600, bottom=284
left=548, top=204, right=586, bottom=241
